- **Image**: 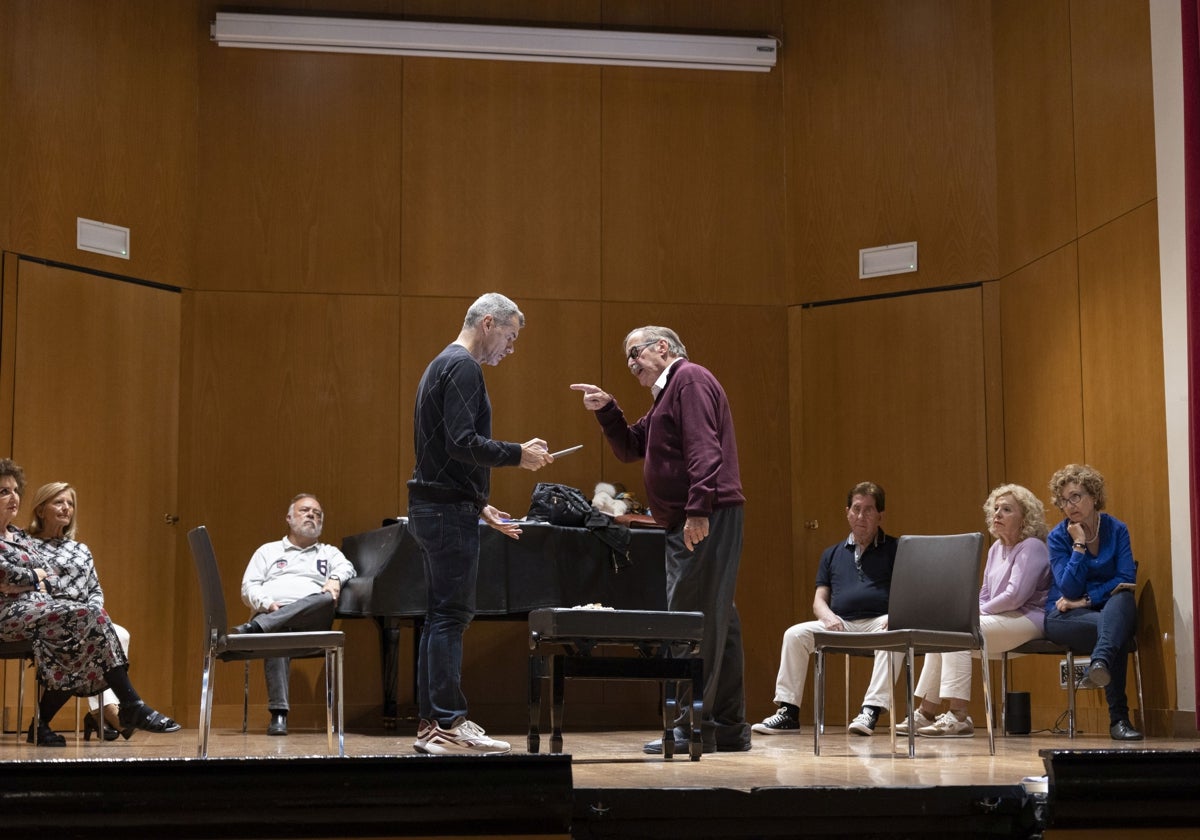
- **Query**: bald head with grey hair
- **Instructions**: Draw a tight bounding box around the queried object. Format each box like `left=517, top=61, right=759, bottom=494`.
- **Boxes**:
left=623, top=326, right=688, bottom=359
left=463, top=293, right=525, bottom=330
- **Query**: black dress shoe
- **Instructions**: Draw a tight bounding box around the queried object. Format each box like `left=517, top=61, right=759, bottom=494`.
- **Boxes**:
left=267, top=712, right=288, bottom=736
left=229, top=621, right=261, bottom=635
left=1109, top=719, right=1143, bottom=741
left=1087, top=660, right=1111, bottom=688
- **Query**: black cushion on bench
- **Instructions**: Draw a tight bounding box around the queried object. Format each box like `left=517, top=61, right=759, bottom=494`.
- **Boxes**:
left=528, top=608, right=704, bottom=648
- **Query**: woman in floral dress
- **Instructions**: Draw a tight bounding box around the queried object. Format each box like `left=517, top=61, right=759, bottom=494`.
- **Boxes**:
left=0, top=459, right=179, bottom=745
left=28, top=481, right=129, bottom=740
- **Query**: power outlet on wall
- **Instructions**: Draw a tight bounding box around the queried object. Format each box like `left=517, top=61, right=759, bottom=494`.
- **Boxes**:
left=1059, top=657, right=1092, bottom=688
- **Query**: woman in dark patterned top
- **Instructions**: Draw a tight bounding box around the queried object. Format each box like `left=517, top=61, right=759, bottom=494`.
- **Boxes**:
left=28, top=481, right=128, bottom=740
left=0, top=459, right=179, bottom=745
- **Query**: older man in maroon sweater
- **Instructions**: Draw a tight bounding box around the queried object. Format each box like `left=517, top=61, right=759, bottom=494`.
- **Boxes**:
left=572, top=326, right=750, bottom=753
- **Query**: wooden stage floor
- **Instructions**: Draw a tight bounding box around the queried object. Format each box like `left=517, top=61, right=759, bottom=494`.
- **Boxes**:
left=2, top=719, right=1194, bottom=787
left=1, top=722, right=1197, bottom=838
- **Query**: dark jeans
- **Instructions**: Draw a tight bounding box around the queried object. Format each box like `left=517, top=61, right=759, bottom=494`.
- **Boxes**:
left=408, top=500, right=479, bottom=727
left=1044, top=590, right=1137, bottom=723
left=664, top=505, right=749, bottom=748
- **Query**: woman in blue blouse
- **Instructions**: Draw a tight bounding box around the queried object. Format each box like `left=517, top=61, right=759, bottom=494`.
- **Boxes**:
left=1044, top=464, right=1142, bottom=741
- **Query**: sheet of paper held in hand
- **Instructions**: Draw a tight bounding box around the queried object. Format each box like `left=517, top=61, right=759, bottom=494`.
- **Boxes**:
left=550, top=444, right=583, bottom=458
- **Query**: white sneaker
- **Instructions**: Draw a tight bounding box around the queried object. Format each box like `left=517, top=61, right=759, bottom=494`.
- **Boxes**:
left=422, top=717, right=512, bottom=755
left=894, top=708, right=937, bottom=736
left=413, top=718, right=435, bottom=753
left=847, top=706, right=880, bottom=736
left=917, top=711, right=974, bottom=738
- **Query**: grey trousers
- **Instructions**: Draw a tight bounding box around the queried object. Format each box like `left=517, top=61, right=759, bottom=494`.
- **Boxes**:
left=252, top=592, right=337, bottom=712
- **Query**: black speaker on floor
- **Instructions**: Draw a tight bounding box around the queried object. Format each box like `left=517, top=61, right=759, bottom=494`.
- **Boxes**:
left=1005, top=691, right=1031, bottom=735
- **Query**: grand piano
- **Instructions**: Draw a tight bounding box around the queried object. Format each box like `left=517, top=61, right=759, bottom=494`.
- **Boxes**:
left=338, top=518, right=667, bottom=725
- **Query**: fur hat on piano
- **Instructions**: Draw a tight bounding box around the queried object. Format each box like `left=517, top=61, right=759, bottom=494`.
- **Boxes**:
left=592, top=482, right=628, bottom=517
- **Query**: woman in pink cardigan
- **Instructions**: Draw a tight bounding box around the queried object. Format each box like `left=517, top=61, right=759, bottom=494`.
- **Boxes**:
left=895, top=483, right=1052, bottom=738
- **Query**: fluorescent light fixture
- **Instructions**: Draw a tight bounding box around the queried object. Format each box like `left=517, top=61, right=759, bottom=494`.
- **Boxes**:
left=211, top=12, right=778, bottom=72
left=859, top=241, right=918, bottom=279
left=77, top=217, right=130, bottom=260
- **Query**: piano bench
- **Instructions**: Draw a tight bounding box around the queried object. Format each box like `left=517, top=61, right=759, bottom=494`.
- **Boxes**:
left=527, top=608, right=705, bottom=761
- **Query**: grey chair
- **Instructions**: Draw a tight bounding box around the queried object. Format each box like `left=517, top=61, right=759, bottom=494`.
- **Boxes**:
left=188, top=525, right=345, bottom=758
left=1000, top=636, right=1145, bottom=738
left=812, top=532, right=993, bottom=757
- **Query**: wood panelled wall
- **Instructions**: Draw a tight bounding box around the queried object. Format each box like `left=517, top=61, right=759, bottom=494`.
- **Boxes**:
left=991, top=0, right=1169, bottom=733
left=0, top=0, right=1178, bottom=735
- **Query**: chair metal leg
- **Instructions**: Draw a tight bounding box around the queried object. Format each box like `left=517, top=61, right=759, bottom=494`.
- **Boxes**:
left=324, top=646, right=345, bottom=757
left=242, top=661, right=249, bottom=734
left=1065, top=651, right=1076, bottom=738
left=1132, top=648, right=1145, bottom=732
left=843, top=655, right=849, bottom=733
left=198, top=649, right=216, bottom=758
left=813, top=650, right=825, bottom=756
left=1000, top=653, right=1009, bottom=736
left=325, top=649, right=334, bottom=753
left=903, top=648, right=914, bottom=758
left=979, top=643, right=995, bottom=755
left=336, top=646, right=345, bottom=757
left=890, top=650, right=901, bottom=755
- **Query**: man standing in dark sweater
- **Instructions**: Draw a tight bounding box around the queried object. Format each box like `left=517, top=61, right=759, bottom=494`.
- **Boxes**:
left=408, top=292, right=552, bottom=754
left=571, top=326, right=751, bottom=753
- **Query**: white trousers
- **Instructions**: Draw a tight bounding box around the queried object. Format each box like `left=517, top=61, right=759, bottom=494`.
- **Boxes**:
left=914, top=611, right=1041, bottom=703
left=772, top=615, right=902, bottom=710
left=89, top=622, right=130, bottom=711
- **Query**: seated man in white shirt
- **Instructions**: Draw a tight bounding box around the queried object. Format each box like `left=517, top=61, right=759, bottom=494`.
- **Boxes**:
left=235, top=493, right=355, bottom=736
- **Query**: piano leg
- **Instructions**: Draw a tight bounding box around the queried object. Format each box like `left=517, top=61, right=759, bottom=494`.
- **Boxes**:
left=374, top=616, right=404, bottom=728
left=527, top=654, right=545, bottom=753
left=549, top=654, right=565, bottom=754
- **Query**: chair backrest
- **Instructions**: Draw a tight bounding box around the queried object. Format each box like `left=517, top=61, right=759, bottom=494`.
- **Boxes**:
left=886, top=533, right=984, bottom=635
left=188, top=525, right=228, bottom=646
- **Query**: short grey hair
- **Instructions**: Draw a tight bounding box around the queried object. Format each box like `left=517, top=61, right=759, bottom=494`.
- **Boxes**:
left=623, top=326, right=688, bottom=359
left=463, top=293, right=525, bottom=329
left=288, top=493, right=321, bottom=516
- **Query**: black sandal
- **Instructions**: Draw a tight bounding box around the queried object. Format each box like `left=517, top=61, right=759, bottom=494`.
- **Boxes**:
left=118, top=701, right=182, bottom=736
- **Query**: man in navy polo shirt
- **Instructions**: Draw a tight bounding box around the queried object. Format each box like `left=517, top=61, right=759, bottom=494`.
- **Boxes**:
left=752, top=482, right=899, bottom=737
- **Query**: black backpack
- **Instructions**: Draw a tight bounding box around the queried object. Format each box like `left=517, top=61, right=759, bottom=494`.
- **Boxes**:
left=526, top=482, right=592, bottom=527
